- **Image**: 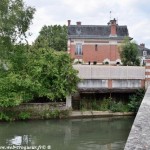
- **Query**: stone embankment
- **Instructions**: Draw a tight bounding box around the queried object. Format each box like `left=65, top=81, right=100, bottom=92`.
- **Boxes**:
left=70, top=111, right=134, bottom=118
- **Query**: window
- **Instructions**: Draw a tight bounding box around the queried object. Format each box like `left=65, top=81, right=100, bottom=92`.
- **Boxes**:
left=93, top=61, right=97, bottom=65
left=95, top=44, right=98, bottom=51
left=143, top=51, right=147, bottom=56
left=75, top=43, right=82, bottom=55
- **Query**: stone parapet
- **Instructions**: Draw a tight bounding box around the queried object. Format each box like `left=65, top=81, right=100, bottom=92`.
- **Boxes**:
left=124, top=86, right=150, bottom=150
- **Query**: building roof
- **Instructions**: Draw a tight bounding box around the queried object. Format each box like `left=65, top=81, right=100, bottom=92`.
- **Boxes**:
left=68, top=25, right=129, bottom=39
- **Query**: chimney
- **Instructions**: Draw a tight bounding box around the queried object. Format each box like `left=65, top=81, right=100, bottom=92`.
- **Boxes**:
left=109, top=18, right=117, bottom=36
left=76, top=21, right=81, bottom=26
left=68, top=20, right=71, bottom=26
left=140, top=43, right=145, bottom=48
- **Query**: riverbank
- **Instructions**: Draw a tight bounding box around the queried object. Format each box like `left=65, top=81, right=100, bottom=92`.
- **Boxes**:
left=0, top=102, right=135, bottom=121
left=0, top=109, right=135, bottom=121
left=69, top=111, right=135, bottom=118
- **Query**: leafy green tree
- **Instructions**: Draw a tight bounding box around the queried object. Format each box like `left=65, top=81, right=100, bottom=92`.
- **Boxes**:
left=0, top=0, right=35, bottom=107
left=119, top=37, right=140, bottom=66
left=0, top=46, right=79, bottom=107
left=0, top=0, right=35, bottom=64
left=33, top=25, right=67, bottom=51
left=0, top=0, right=79, bottom=107
left=26, top=48, right=79, bottom=100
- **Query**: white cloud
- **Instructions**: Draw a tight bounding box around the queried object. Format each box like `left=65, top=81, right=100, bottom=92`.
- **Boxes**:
left=24, top=0, right=150, bottom=48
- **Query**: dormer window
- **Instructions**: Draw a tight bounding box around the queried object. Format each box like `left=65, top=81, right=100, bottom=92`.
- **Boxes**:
left=75, top=43, right=82, bottom=55
left=143, top=51, right=147, bottom=56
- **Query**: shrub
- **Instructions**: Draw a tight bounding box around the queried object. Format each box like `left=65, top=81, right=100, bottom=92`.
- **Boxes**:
left=100, top=98, right=111, bottom=111
left=18, top=112, right=31, bottom=120
left=128, top=89, right=145, bottom=112
left=110, top=101, right=129, bottom=112
left=91, top=99, right=100, bottom=110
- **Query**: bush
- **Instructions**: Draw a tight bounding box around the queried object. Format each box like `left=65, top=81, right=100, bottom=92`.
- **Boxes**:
left=128, top=89, right=145, bottom=112
left=18, top=112, right=31, bottom=120
left=80, top=97, right=131, bottom=112
left=91, top=100, right=100, bottom=110
left=41, top=109, right=69, bottom=119
left=110, top=101, right=129, bottom=112
left=100, top=98, right=111, bottom=111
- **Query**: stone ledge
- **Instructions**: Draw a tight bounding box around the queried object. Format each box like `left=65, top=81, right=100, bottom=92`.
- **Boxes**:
left=69, top=111, right=135, bottom=118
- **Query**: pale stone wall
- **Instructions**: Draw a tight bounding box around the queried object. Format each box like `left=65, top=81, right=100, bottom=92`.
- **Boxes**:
left=73, top=65, right=145, bottom=80
left=112, top=80, right=141, bottom=88
left=124, top=86, right=150, bottom=149
left=78, top=79, right=142, bottom=90
left=4, top=102, right=67, bottom=112
left=78, top=79, right=108, bottom=88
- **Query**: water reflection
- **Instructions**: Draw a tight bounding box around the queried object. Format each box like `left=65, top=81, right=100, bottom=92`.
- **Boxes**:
left=0, top=117, right=134, bottom=150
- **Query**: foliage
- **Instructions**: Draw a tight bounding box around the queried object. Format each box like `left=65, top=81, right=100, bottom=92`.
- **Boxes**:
left=0, top=108, right=70, bottom=121
left=0, top=110, right=30, bottom=121
left=0, top=46, right=79, bottom=107
left=26, top=48, right=79, bottom=100
left=119, top=37, right=140, bottom=66
left=18, top=112, right=31, bottom=120
left=0, top=0, right=35, bottom=107
left=41, top=109, right=69, bottom=119
left=0, top=112, right=11, bottom=121
left=0, top=0, right=35, bottom=61
left=80, top=89, right=145, bottom=112
left=91, top=99, right=100, bottom=110
left=110, top=101, right=129, bottom=112
left=128, top=89, right=145, bottom=112
left=100, top=98, right=112, bottom=110
left=80, top=97, right=131, bottom=112
left=0, top=1, right=79, bottom=107
left=33, top=25, right=67, bottom=51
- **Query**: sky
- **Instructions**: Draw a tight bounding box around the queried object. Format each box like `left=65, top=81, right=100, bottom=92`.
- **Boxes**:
left=24, top=0, right=150, bottom=48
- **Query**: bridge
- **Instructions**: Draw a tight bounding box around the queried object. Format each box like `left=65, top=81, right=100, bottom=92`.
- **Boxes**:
left=124, top=86, right=150, bottom=149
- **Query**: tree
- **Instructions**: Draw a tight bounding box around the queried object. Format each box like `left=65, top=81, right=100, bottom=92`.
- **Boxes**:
left=0, top=1, right=79, bottom=107
left=0, top=46, right=79, bottom=107
left=26, top=48, right=79, bottom=101
left=0, top=0, right=35, bottom=107
left=33, top=25, right=67, bottom=51
left=0, top=0, right=35, bottom=64
left=119, top=37, right=140, bottom=66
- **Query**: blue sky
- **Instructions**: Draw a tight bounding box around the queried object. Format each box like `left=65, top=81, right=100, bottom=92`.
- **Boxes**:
left=24, top=0, right=150, bottom=48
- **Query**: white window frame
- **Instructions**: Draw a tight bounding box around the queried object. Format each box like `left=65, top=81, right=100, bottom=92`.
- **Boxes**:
left=75, top=43, right=82, bottom=55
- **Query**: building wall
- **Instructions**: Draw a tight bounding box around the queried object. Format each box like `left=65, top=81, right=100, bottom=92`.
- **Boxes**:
left=74, top=65, right=145, bottom=91
left=73, top=65, right=145, bottom=80
left=69, top=40, right=121, bottom=64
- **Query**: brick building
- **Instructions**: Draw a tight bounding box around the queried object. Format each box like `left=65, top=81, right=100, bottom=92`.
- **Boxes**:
left=138, top=43, right=150, bottom=65
left=67, top=18, right=130, bottom=65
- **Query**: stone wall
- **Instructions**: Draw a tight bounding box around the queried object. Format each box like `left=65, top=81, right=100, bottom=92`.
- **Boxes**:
left=74, top=65, right=145, bottom=80
left=124, top=86, right=150, bottom=149
left=0, top=102, right=66, bottom=113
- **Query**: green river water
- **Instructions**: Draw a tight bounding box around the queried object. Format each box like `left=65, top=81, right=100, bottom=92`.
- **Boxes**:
left=0, top=116, right=134, bottom=150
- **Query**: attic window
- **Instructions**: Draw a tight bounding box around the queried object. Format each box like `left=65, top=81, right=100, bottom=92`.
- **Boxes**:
left=143, top=51, right=147, bottom=56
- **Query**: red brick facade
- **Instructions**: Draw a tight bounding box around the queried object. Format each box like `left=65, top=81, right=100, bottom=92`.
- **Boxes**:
left=70, top=44, right=120, bottom=64
left=68, top=19, right=129, bottom=65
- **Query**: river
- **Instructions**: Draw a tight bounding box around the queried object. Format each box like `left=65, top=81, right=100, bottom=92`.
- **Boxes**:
left=0, top=116, right=134, bottom=150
